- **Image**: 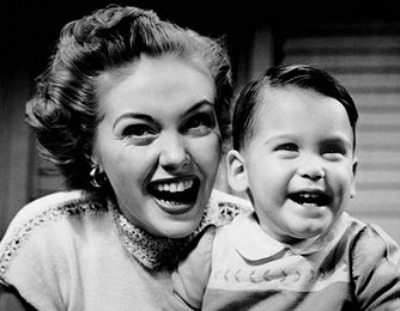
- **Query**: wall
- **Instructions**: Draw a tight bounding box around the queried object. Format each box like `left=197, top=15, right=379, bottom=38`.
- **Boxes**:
left=1, top=3, right=399, bottom=243
left=230, top=20, right=400, bottom=244
left=0, top=70, right=32, bottom=237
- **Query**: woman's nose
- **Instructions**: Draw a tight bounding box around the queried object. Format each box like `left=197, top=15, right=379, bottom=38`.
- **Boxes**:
left=296, top=156, right=325, bottom=180
left=159, top=133, right=191, bottom=172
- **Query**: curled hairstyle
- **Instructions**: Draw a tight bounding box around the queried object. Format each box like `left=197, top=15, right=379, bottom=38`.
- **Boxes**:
left=26, top=4, right=233, bottom=193
left=232, top=64, right=358, bottom=151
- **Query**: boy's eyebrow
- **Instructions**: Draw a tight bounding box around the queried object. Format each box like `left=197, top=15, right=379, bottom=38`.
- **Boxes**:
left=263, top=133, right=353, bottom=147
left=262, top=133, right=296, bottom=142
left=323, top=136, right=353, bottom=148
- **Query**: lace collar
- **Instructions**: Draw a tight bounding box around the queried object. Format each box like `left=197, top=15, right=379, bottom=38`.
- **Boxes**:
left=111, top=200, right=212, bottom=270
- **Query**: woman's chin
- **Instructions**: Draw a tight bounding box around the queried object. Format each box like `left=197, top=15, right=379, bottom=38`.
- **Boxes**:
left=164, top=216, right=206, bottom=238
left=164, top=223, right=200, bottom=239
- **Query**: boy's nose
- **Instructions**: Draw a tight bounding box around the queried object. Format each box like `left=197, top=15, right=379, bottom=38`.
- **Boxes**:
left=296, top=157, right=325, bottom=180
left=159, top=133, right=191, bottom=172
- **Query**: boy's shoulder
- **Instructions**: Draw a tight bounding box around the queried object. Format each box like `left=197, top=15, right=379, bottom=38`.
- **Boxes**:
left=208, top=189, right=253, bottom=226
left=341, top=213, right=400, bottom=263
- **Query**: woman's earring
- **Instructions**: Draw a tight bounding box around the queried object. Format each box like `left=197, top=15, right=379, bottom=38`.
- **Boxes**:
left=90, top=165, right=107, bottom=188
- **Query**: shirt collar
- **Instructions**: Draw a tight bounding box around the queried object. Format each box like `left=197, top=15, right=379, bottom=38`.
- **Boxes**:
left=230, top=212, right=349, bottom=261
left=229, top=212, right=286, bottom=261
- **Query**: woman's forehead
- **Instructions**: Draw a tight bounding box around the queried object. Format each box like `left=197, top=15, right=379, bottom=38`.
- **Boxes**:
left=95, top=55, right=216, bottom=121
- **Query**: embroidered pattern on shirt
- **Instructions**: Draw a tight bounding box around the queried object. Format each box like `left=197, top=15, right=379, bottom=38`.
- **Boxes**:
left=209, top=259, right=350, bottom=292
left=0, top=193, right=248, bottom=276
left=0, top=197, right=104, bottom=276
left=112, top=202, right=211, bottom=270
left=111, top=197, right=249, bottom=270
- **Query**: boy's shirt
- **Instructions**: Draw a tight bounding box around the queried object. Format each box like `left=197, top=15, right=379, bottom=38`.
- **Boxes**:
left=172, top=212, right=400, bottom=311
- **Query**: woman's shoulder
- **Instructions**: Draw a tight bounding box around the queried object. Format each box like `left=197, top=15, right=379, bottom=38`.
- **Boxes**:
left=0, top=190, right=108, bottom=276
left=207, top=189, right=253, bottom=226
left=12, top=190, right=85, bottom=218
left=1, top=190, right=94, bottom=235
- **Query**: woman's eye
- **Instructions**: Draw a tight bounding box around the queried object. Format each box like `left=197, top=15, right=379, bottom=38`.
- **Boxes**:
left=121, top=125, right=157, bottom=144
left=122, top=125, right=150, bottom=136
left=184, top=113, right=216, bottom=135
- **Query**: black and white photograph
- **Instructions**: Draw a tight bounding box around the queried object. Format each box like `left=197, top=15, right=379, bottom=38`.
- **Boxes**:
left=1, top=1, right=400, bottom=310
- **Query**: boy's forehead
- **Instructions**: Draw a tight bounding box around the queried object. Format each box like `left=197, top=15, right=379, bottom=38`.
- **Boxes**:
left=258, top=85, right=352, bottom=123
left=253, top=86, right=354, bottom=140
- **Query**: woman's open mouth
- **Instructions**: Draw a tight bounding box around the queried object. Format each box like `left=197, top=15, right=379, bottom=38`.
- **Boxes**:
left=147, top=178, right=200, bottom=211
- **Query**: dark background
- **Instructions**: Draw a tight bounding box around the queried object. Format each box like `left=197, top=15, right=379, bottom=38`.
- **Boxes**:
left=1, top=0, right=400, bottom=241
left=1, top=0, right=399, bottom=79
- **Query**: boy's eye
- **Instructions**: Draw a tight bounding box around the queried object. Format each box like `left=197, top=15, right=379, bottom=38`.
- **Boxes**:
left=276, top=143, right=298, bottom=152
left=321, top=143, right=347, bottom=159
left=275, top=143, right=299, bottom=158
left=321, top=143, right=346, bottom=154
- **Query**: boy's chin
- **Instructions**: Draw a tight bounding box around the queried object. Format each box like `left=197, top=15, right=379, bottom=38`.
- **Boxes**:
left=291, top=225, right=329, bottom=241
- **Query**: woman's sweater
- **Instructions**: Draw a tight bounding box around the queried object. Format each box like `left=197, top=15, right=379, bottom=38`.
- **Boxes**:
left=0, top=189, right=251, bottom=311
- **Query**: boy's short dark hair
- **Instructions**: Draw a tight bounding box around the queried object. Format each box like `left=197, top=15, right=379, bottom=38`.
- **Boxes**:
left=232, top=64, right=358, bottom=151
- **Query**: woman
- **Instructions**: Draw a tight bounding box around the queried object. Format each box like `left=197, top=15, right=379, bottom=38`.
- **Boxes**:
left=0, top=4, right=250, bottom=310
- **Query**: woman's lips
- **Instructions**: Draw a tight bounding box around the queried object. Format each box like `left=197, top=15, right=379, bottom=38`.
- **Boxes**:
left=147, top=177, right=200, bottom=213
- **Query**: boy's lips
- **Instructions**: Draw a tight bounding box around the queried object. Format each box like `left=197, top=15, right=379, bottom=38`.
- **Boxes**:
left=147, top=177, right=200, bottom=213
left=288, top=189, right=332, bottom=207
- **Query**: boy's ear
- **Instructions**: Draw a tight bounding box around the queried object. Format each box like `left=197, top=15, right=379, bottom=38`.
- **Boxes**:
left=350, top=157, right=358, bottom=199
left=226, top=150, right=248, bottom=193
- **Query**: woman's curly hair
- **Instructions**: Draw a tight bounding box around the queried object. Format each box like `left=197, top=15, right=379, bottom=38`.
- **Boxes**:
left=26, top=4, right=233, bottom=193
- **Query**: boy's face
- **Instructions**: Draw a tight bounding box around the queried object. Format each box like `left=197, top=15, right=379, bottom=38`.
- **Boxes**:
left=228, top=86, right=357, bottom=244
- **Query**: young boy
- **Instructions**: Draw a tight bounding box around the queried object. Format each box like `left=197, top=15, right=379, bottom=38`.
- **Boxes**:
left=170, top=65, right=400, bottom=311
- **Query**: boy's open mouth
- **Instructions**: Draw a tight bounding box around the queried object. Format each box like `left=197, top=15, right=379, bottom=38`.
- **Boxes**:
left=147, top=178, right=200, bottom=206
left=288, top=191, right=331, bottom=207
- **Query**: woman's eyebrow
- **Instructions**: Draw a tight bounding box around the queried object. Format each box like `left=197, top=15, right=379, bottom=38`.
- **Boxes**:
left=113, top=113, right=154, bottom=129
left=183, top=100, right=214, bottom=116
left=113, top=100, right=214, bottom=129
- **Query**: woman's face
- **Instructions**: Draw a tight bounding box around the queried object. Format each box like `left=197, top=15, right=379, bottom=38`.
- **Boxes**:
left=93, top=55, right=221, bottom=238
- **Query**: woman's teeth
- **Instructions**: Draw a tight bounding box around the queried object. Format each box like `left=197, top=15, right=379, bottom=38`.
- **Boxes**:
left=155, top=180, right=194, bottom=192
left=148, top=179, right=199, bottom=205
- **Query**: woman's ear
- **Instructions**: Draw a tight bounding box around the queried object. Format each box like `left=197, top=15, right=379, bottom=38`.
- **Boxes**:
left=226, top=150, right=248, bottom=193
